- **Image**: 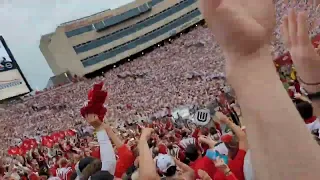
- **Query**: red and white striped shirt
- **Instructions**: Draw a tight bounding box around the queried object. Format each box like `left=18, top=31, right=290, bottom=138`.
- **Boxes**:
left=56, top=167, right=73, bottom=180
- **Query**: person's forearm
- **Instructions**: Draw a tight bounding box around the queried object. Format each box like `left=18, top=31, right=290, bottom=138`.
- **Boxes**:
left=225, top=120, right=245, bottom=140
left=174, top=159, right=194, bottom=173
left=226, top=46, right=320, bottom=179
left=104, top=124, right=123, bottom=148
left=138, top=139, right=159, bottom=180
left=96, top=128, right=116, bottom=174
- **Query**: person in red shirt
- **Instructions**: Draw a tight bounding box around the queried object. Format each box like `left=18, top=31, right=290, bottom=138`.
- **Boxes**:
left=185, top=135, right=218, bottom=180
left=100, top=122, right=135, bottom=178
left=214, top=112, right=248, bottom=180
left=198, top=157, right=239, bottom=180
left=56, top=158, right=73, bottom=180
left=114, top=144, right=135, bottom=178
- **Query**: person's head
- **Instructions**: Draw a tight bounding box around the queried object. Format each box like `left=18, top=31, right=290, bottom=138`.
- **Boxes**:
left=58, top=158, right=68, bottom=168
left=81, top=159, right=102, bottom=180
left=222, top=134, right=239, bottom=159
left=209, top=127, right=217, bottom=135
left=75, top=157, right=95, bottom=178
left=90, top=170, right=119, bottom=180
left=296, top=101, right=313, bottom=120
left=38, top=165, right=50, bottom=180
left=153, top=147, right=159, bottom=158
left=156, top=154, right=177, bottom=177
left=185, top=144, right=200, bottom=162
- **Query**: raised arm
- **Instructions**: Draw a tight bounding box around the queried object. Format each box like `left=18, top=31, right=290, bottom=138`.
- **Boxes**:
left=199, top=0, right=320, bottom=179
left=281, top=9, right=320, bottom=115
left=86, top=114, right=116, bottom=174
left=138, top=128, right=160, bottom=180
left=104, top=123, right=123, bottom=149
left=216, top=112, right=248, bottom=151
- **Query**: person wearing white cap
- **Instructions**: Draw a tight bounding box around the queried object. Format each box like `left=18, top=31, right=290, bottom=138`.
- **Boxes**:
left=156, top=154, right=177, bottom=177
left=138, top=128, right=194, bottom=180
left=156, top=154, right=195, bottom=180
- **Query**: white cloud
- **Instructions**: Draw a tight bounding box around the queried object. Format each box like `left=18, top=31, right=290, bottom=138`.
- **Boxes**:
left=0, top=0, right=133, bottom=89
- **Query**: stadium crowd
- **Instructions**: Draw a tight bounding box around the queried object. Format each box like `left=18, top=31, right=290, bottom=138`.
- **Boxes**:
left=0, top=0, right=320, bottom=179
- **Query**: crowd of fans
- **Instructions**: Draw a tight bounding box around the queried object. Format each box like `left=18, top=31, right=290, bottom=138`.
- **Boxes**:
left=0, top=0, right=320, bottom=179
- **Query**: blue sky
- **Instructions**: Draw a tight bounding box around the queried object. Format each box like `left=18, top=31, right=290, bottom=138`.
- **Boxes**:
left=0, top=0, right=133, bottom=89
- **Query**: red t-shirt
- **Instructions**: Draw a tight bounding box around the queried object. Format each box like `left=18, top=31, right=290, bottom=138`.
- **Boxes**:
left=114, top=145, right=135, bottom=178
left=90, top=146, right=101, bottom=159
left=214, top=149, right=246, bottom=180
left=50, top=166, right=57, bottom=176
left=190, top=156, right=216, bottom=180
left=28, top=172, right=38, bottom=180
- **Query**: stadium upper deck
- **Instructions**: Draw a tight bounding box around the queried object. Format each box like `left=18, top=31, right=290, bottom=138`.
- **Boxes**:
left=39, top=0, right=203, bottom=76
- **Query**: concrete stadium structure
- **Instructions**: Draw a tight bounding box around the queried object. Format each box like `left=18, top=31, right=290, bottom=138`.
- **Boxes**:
left=40, top=0, right=203, bottom=77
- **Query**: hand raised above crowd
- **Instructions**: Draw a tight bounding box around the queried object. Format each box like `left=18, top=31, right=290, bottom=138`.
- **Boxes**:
left=85, top=114, right=104, bottom=130
left=199, top=0, right=275, bottom=59
left=140, top=128, right=154, bottom=141
left=282, top=9, right=320, bottom=91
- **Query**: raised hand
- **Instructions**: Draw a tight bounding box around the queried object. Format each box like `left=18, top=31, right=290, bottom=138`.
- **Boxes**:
left=281, top=9, right=320, bottom=92
left=199, top=0, right=275, bottom=59
left=85, top=114, right=103, bottom=129
left=214, top=157, right=230, bottom=174
left=215, top=111, right=231, bottom=125
left=140, top=128, right=154, bottom=141
left=198, top=135, right=217, bottom=148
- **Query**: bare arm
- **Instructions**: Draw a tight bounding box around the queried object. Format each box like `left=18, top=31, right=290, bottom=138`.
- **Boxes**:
left=228, top=46, right=320, bottom=179
left=138, top=128, right=160, bottom=180
left=281, top=10, right=320, bottom=115
left=104, top=123, right=123, bottom=149
left=218, top=112, right=248, bottom=150
left=174, top=158, right=195, bottom=179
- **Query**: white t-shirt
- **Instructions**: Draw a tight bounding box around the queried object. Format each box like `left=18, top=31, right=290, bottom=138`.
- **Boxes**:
left=243, top=150, right=254, bottom=180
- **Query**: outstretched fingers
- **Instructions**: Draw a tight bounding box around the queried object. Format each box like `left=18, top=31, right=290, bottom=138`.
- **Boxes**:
left=288, top=9, right=298, bottom=46
left=282, top=9, right=311, bottom=48
left=297, top=11, right=310, bottom=45
left=281, top=16, right=291, bottom=49
left=198, top=0, right=223, bottom=28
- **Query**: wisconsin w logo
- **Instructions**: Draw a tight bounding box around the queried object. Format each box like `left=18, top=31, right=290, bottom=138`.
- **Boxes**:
left=194, top=109, right=210, bottom=126
left=196, top=111, right=208, bottom=122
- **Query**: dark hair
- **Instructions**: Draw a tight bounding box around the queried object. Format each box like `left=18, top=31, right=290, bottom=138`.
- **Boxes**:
left=147, top=139, right=156, bottom=148
left=125, top=165, right=138, bottom=180
left=81, top=159, right=102, bottom=180
left=185, top=144, right=199, bottom=161
left=296, top=101, right=313, bottom=120
left=78, top=157, right=95, bottom=172
left=70, top=172, right=77, bottom=180
left=38, top=165, right=50, bottom=177
left=90, top=171, right=114, bottom=180
left=163, top=166, right=177, bottom=177
left=159, top=133, right=165, bottom=139
left=209, top=127, right=217, bottom=135
left=181, top=131, right=188, bottom=138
